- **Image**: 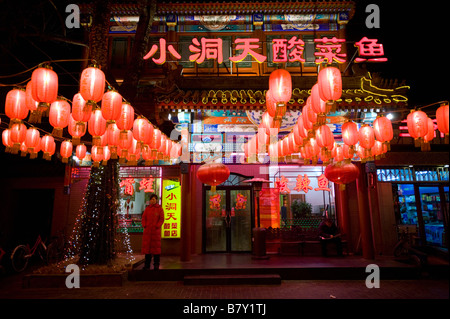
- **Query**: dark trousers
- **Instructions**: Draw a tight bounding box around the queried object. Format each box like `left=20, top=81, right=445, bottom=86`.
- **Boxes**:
left=320, top=237, right=343, bottom=256
left=144, top=254, right=160, bottom=269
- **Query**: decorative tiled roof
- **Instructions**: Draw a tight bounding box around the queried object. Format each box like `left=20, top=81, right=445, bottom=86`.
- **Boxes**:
left=148, top=74, right=409, bottom=111
left=80, top=1, right=354, bottom=16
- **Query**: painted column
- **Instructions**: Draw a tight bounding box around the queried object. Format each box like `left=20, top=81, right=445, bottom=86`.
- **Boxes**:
left=356, top=162, right=375, bottom=259
left=336, top=184, right=352, bottom=253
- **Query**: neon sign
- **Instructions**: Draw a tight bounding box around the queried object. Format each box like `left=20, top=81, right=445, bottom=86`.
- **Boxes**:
left=144, top=36, right=387, bottom=65
left=162, top=179, right=181, bottom=238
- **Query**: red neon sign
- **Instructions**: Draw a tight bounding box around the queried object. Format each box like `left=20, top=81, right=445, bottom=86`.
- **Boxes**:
left=144, top=36, right=387, bottom=65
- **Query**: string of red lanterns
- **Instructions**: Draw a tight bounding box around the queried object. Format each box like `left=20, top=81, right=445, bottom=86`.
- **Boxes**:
left=245, top=67, right=449, bottom=188
left=1, top=61, right=182, bottom=166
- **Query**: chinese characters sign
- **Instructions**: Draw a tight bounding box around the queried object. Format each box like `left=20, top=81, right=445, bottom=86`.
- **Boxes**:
left=144, top=36, right=387, bottom=65
left=277, top=174, right=331, bottom=194
left=162, top=179, right=181, bottom=238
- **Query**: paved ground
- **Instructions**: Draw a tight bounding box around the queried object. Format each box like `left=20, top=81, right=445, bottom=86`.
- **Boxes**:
left=0, top=253, right=448, bottom=318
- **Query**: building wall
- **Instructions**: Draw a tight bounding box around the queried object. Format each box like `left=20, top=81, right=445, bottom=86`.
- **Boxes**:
left=0, top=176, right=67, bottom=248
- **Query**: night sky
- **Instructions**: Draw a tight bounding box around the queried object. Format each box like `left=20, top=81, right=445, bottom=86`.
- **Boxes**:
left=347, top=0, right=449, bottom=107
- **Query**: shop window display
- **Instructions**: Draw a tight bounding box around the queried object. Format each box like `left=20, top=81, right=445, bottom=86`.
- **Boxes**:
left=118, top=176, right=162, bottom=233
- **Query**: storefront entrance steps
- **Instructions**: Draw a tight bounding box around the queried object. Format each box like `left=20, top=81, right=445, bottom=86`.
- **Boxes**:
left=127, top=253, right=443, bottom=282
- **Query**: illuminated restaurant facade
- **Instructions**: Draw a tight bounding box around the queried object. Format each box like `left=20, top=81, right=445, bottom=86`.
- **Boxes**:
left=6, top=1, right=446, bottom=261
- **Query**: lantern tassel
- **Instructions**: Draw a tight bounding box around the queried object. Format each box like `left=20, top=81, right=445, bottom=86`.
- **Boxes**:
left=211, top=185, right=216, bottom=193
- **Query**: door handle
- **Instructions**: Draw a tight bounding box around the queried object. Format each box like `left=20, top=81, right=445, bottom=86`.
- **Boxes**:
left=225, top=212, right=231, bottom=228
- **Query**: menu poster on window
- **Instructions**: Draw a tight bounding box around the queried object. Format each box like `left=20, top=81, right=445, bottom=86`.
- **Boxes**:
left=161, top=179, right=181, bottom=238
left=259, top=188, right=280, bottom=228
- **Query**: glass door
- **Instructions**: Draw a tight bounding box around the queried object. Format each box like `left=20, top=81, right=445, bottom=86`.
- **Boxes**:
left=230, top=189, right=252, bottom=251
left=418, top=186, right=446, bottom=248
left=205, top=189, right=227, bottom=252
left=204, top=188, right=253, bottom=252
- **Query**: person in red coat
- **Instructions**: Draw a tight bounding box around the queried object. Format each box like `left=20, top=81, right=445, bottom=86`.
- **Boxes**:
left=141, top=194, right=165, bottom=270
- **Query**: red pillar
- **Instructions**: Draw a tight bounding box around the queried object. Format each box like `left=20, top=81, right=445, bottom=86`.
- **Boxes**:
left=336, top=184, right=352, bottom=253
left=356, top=162, right=375, bottom=259
left=367, top=171, right=384, bottom=255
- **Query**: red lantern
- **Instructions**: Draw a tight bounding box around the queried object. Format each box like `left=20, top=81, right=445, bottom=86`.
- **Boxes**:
left=25, top=128, right=40, bottom=159
left=157, top=134, right=166, bottom=159
left=373, top=115, right=393, bottom=143
left=5, top=88, right=28, bottom=124
left=268, top=143, right=278, bottom=162
left=260, top=111, right=274, bottom=135
left=257, top=129, right=269, bottom=153
left=315, top=124, right=334, bottom=150
left=311, top=84, right=331, bottom=124
left=269, top=69, right=292, bottom=103
left=72, top=93, right=91, bottom=123
left=41, top=135, right=56, bottom=160
left=116, top=103, right=135, bottom=135
left=407, top=110, right=428, bottom=147
left=79, top=66, right=105, bottom=104
left=150, top=128, right=162, bottom=160
left=49, top=98, right=71, bottom=137
left=282, top=135, right=292, bottom=156
left=342, top=120, right=359, bottom=147
left=293, top=123, right=304, bottom=146
left=101, top=90, right=122, bottom=123
left=303, top=97, right=317, bottom=130
left=320, top=148, right=332, bottom=164
left=318, top=67, right=342, bottom=102
left=60, top=140, right=73, bottom=163
left=132, top=117, right=153, bottom=145
left=31, top=65, right=58, bottom=112
left=296, top=114, right=309, bottom=139
left=141, top=144, right=153, bottom=165
left=196, top=162, right=230, bottom=192
left=126, top=138, right=140, bottom=164
left=324, top=162, right=359, bottom=187
left=288, top=132, right=299, bottom=154
left=106, top=123, right=120, bottom=146
left=102, top=146, right=111, bottom=164
left=304, top=138, right=320, bottom=164
left=2, top=129, right=13, bottom=152
left=68, top=114, right=86, bottom=146
left=170, top=143, right=182, bottom=160
left=25, top=81, right=39, bottom=123
left=436, top=103, right=449, bottom=142
left=9, top=123, right=27, bottom=154
left=371, top=140, right=384, bottom=159
left=76, top=144, right=87, bottom=160
left=117, top=129, right=133, bottom=162
left=265, top=90, right=278, bottom=119
left=165, top=139, right=173, bottom=159
left=358, top=124, right=375, bottom=159
left=88, top=109, right=107, bottom=146
left=91, top=145, right=104, bottom=167
left=422, top=117, right=435, bottom=151
left=332, top=144, right=344, bottom=164
left=247, top=136, right=258, bottom=162
left=358, top=124, right=375, bottom=150
left=342, top=144, right=354, bottom=161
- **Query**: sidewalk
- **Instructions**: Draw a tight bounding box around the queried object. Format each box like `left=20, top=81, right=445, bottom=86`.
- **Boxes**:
left=0, top=254, right=448, bottom=300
